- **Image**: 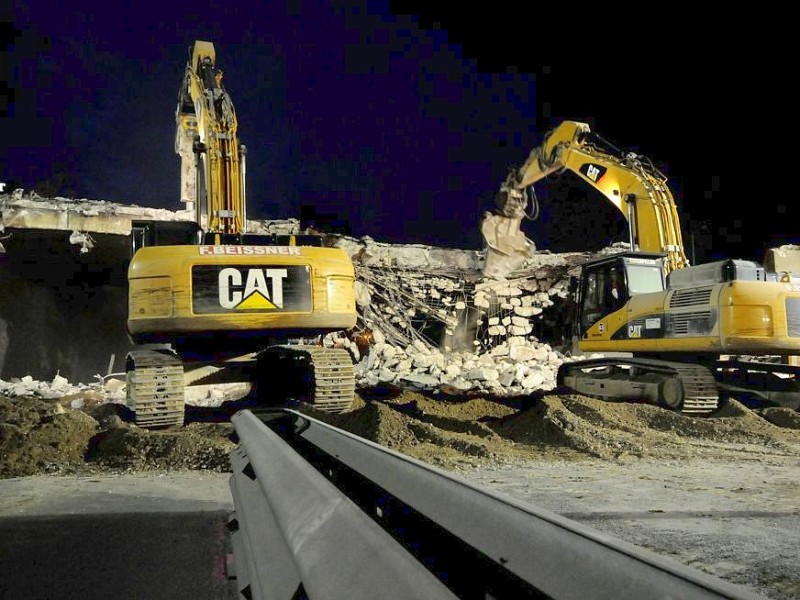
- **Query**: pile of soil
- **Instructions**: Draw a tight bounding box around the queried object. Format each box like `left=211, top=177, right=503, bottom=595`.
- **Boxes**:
left=301, top=390, right=800, bottom=470
left=0, top=394, right=236, bottom=478
left=2, top=387, right=799, bottom=479
left=0, top=396, right=97, bottom=477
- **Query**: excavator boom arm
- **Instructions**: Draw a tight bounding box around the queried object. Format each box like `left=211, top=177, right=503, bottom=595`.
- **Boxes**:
left=503, top=121, right=690, bottom=274
left=175, top=41, right=246, bottom=236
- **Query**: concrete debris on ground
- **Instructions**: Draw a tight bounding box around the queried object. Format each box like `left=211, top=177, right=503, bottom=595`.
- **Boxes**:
left=324, top=234, right=605, bottom=397
left=0, top=373, right=124, bottom=403
left=1, top=191, right=621, bottom=401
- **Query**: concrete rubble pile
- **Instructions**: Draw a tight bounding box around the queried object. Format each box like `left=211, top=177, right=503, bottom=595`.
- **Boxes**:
left=0, top=373, right=125, bottom=406
left=0, top=373, right=81, bottom=399
left=326, top=235, right=592, bottom=396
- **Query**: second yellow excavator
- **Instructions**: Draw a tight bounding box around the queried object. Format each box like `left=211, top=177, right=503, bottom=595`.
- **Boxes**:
left=124, top=41, right=358, bottom=427
left=483, top=120, right=800, bottom=414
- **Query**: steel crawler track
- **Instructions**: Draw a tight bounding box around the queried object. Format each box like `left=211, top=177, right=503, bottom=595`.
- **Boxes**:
left=258, top=345, right=355, bottom=413
left=558, top=356, right=719, bottom=415
left=125, top=349, right=186, bottom=427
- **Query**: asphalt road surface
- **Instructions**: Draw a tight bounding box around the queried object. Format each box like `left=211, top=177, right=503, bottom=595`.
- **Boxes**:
left=0, top=473, right=237, bottom=600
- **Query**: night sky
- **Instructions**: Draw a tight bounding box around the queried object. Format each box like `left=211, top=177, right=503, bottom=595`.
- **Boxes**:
left=1, top=2, right=794, bottom=263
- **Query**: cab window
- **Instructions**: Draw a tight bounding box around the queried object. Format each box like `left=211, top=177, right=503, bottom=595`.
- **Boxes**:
left=580, top=262, right=627, bottom=332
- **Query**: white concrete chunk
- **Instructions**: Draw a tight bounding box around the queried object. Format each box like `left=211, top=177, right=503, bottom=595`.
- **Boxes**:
left=514, top=306, right=536, bottom=317
left=444, top=364, right=461, bottom=377
left=399, top=373, right=440, bottom=390
left=377, top=368, right=397, bottom=382
left=477, top=354, right=496, bottom=368
left=355, top=280, right=372, bottom=308
left=509, top=345, right=538, bottom=362
left=412, top=339, right=432, bottom=355
left=395, top=359, right=412, bottom=372
left=489, top=344, right=510, bottom=357
left=441, top=377, right=474, bottom=391
left=521, top=372, right=546, bottom=389
left=367, top=349, right=383, bottom=370
left=413, top=355, right=434, bottom=369
left=474, top=292, right=490, bottom=308
left=499, top=367, right=516, bottom=387
left=466, top=368, right=500, bottom=381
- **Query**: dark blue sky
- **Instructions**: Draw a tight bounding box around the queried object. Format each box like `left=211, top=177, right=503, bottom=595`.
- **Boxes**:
left=1, top=1, right=793, bottom=260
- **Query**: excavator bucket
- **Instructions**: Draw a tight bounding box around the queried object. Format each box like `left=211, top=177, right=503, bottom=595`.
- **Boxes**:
left=480, top=184, right=536, bottom=279
left=764, top=245, right=800, bottom=281
left=764, top=245, right=800, bottom=367
left=480, top=212, right=535, bottom=279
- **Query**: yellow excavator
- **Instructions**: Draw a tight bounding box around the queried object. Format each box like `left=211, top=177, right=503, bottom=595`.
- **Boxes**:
left=484, top=120, right=800, bottom=414
left=125, top=41, right=358, bottom=427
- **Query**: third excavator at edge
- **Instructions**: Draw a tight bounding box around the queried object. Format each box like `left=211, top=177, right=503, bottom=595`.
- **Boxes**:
left=482, top=120, right=800, bottom=415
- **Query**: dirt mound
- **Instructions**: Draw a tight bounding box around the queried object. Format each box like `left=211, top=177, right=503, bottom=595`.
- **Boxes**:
left=302, top=400, right=419, bottom=449
left=0, top=396, right=97, bottom=477
left=300, top=391, right=800, bottom=468
left=2, top=387, right=800, bottom=477
left=490, top=394, right=800, bottom=460
left=757, top=407, right=800, bottom=429
left=0, top=395, right=236, bottom=478
left=88, top=423, right=235, bottom=471
left=300, top=391, right=526, bottom=467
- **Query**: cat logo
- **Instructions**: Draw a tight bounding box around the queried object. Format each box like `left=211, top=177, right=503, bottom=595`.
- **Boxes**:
left=628, top=324, right=642, bottom=339
left=218, top=268, right=287, bottom=309
left=580, top=162, right=607, bottom=183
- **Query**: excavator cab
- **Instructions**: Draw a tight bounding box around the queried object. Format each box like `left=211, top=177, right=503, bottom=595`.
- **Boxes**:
left=578, top=260, right=627, bottom=334
left=575, top=253, right=665, bottom=337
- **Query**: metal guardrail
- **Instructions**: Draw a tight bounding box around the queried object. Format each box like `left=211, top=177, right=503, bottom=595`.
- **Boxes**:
left=227, top=408, right=767, bottom=600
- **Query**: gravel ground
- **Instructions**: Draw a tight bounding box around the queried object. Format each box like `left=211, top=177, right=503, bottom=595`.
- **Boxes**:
left=453, top=457, right=800, bottom=600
